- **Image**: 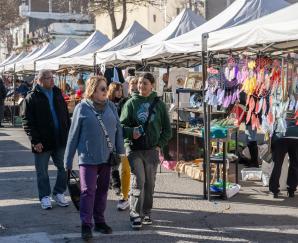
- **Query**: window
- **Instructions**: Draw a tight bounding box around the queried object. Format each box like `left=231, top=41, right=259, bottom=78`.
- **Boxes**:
left=153, top=14, right=156, bottom=22
left=176, top=8, right=180, bottom=15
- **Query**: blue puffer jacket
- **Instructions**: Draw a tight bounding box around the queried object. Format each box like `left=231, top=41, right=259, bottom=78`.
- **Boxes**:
left=64, top=99, right=125, bottom=169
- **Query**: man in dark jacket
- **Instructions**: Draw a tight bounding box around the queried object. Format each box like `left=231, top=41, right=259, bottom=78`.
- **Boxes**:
left=22, top=69, right=71, bottom=209
left=0, top=78, right=7, bottom=127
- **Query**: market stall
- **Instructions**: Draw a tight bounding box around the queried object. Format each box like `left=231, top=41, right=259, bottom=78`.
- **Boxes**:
left=109, top=0, right=289, bottom=67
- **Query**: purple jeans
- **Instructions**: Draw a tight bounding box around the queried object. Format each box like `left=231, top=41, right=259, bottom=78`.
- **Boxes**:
left=79, top=164, right=111, bottom=227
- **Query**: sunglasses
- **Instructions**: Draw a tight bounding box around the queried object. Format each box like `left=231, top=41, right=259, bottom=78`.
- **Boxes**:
left=99, top=86, right=107, bottom=92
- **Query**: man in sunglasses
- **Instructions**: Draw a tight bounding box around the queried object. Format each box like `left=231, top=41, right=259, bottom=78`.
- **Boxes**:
left=22, top=69, right=71, bottom=210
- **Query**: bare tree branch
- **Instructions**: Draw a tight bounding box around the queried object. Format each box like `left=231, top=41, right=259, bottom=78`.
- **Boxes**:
left=88, top=0, right=159, bottom=38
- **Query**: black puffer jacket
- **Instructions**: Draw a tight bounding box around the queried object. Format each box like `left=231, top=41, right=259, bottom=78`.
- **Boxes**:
left=0, top=79, right=7, bottom=101
left=22, top=85, right=71, bottom=153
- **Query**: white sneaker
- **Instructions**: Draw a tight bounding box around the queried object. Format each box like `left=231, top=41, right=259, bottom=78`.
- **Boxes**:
left=53, top=193, right=69, bottom=207
left=117, top=199, right=129, bottom=211
left=40, top=196, right=52, bottom=210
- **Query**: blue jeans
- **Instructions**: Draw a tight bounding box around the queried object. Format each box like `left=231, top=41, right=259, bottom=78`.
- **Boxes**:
left=34, top=147, right=67, bottom=200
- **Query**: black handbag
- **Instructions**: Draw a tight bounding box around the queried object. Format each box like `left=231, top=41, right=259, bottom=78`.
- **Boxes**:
left=67, top=170, right=80, bottom=211
left=108, top=151, right=121, bottom=167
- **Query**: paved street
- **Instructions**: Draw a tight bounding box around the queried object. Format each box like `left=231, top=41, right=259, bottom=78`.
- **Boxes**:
left=0, top=127, right=298, bottom=243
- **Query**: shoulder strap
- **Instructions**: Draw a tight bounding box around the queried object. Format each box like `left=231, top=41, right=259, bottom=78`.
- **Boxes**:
left=85, top=101, right=114, bottom=152
left=143, top=96, right=160, bottom=131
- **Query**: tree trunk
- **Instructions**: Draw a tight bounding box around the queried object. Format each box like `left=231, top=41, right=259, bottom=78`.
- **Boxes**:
left=109, top=0, right=127, bottom=38
left=189, top=0, right=192, bottom=10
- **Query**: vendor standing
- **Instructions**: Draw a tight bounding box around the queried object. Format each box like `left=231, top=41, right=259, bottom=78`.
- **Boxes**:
left=269, top=112, right=298, bottom=198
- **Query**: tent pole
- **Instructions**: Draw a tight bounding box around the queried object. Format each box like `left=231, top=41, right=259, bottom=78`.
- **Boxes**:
left=93, top=53, right=97, bottom=75
left=202, top=32, right=210, bottom=200
left=12, top=64, right=16, bottom=127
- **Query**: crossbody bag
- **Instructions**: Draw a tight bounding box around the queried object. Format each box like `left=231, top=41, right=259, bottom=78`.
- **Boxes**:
left=131, top=96, right=160, bottom=150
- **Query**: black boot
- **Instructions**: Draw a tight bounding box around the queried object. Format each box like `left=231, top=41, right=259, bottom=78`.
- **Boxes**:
left=94, top=223, right=112, bottom=234
left=81, top=225, right=92, bottom=240
left=248, top=141, right=259, bottom=168
left=288, top=190, right=295, bottom=198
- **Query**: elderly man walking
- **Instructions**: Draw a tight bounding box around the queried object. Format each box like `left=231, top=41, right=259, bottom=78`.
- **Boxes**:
left=22, top=70, right=71, bottom=209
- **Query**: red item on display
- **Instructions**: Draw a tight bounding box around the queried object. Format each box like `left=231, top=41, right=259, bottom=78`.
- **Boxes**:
left=230, top=104, right=246, bottom=126
left=76, top=89, right=82, bottom=99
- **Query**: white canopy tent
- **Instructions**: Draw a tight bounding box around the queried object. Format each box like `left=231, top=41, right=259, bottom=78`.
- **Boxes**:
left=207, top=3, right=298, bottom=52
left=102, top=8, right=206, bottom=66
left=3, top=51, right=28, bottom=72
left=4, top=47, right=40, bottom=72
left=134, top=0, right=289, bottom=65
left=15, top=43, right=56, bottom=72
left=35, top=38, right=79, bottom=71
left=63, top=21, right=153, bottom=67
left=36, top=31, right=109, bottom=70
left=0, top=54, right=17, bottom=68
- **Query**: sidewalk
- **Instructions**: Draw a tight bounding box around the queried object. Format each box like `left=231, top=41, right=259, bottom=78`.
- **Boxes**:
left=0, top=127, right=298, bottom=242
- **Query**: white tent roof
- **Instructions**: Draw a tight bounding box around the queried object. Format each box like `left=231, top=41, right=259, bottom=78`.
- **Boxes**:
left=15, top=43, right=56, bottom=72
left=0, top=54, right=17, bottom=67
left=37, top=31, right=110, bottom=70
left=36, top=38, right=79, bottom=61
left=62, top=31, right=109, bottom=58
left=3, top=51, right=28, bottom=72
left=35, top=38, right=79, bottom=71
left=1, top=47, right=42, bottom=72
left=106, top=8, right=206, bottom=65
left=99, top=21, right=152, bottom=53
left=61, top=21, right=152, bottom=67
left=208, top=3, right=298, bottom=51
left=140, top=0, right=289, bottom=61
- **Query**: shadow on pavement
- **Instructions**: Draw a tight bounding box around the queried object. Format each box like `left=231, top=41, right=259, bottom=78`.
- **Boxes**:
left=1, top=201, right=298, bottom=242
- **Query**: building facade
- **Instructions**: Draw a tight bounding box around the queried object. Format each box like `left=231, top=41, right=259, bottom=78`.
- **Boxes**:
left=94, top=0, right=203, bottom=39
left=0, top=0, right=92, bottom=62
left=94, top=0, right=298, bottom=39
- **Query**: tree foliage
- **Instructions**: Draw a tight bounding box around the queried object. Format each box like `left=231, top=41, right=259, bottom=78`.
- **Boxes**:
left=0, top=0, right=22, bottom=52
left=88, top=0, right=159, bottom=38
left=0, top=0, right=22, bottom=34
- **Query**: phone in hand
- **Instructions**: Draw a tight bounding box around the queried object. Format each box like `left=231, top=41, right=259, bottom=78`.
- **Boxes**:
left=137, top=125, right=145, bottom=135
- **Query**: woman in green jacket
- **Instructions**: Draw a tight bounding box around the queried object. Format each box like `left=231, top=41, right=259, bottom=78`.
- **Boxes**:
left=120, top=73, right=172, bottom=230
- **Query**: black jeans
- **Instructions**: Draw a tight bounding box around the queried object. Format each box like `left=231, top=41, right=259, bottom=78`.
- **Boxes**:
left=269, top=138, right=298, bottom=193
